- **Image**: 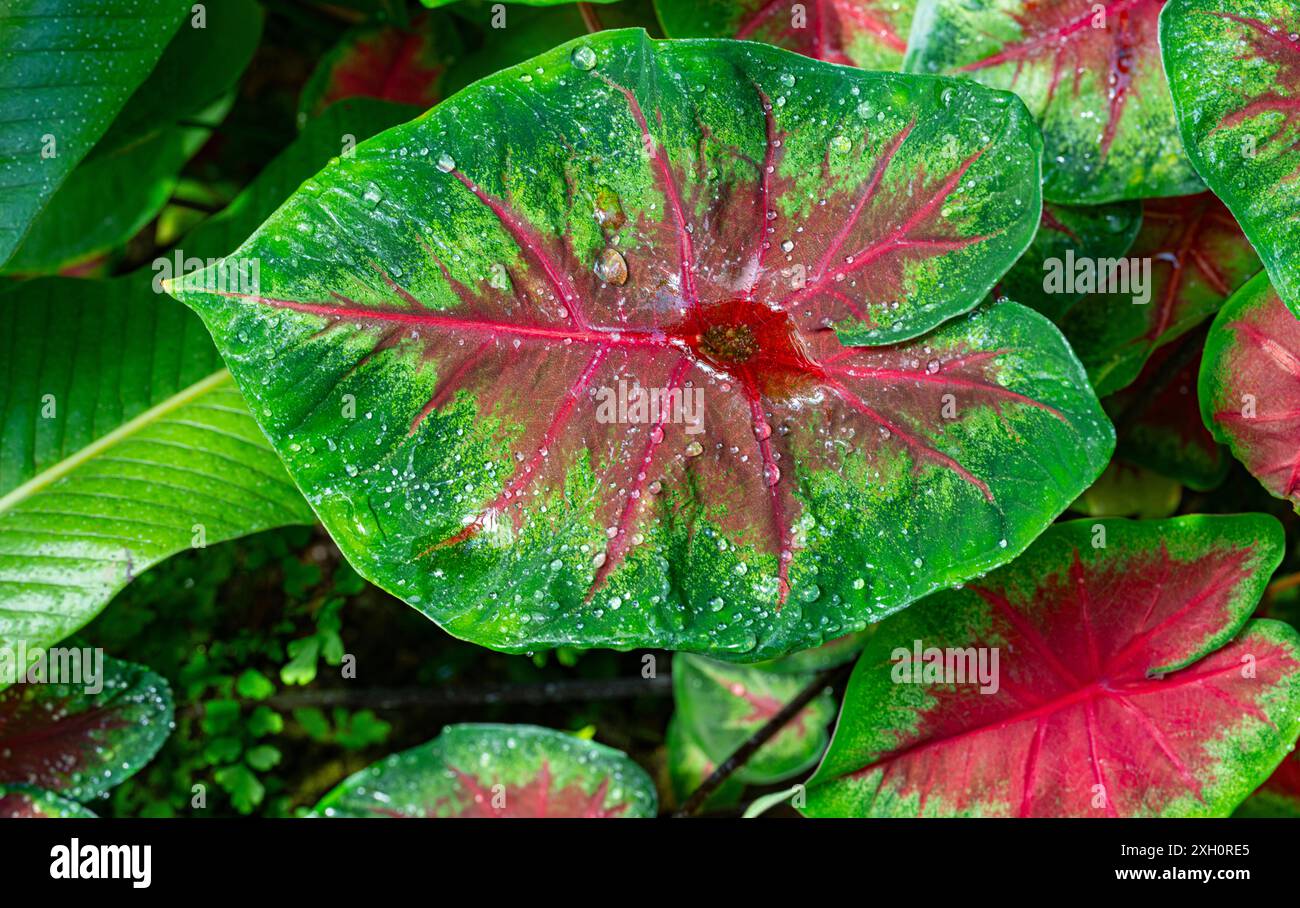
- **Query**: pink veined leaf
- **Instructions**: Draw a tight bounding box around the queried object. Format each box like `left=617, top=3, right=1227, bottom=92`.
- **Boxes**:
left=805, top=515, right=1300, bottom=817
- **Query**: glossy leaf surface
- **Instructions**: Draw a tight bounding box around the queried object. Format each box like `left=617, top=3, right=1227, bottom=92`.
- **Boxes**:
left=1162, top=0, right=1300, bottom=315
left=171, top=31, right=1114, bottom=660
left=0, top=784, right=96, bottom=818
left=907, top=0, right=1202, bottom=203
left=0, top=657, right=173, bottom=801
left=805, top=515, right=1300, bottom=817
left=311, top=723, right=657, bottom=817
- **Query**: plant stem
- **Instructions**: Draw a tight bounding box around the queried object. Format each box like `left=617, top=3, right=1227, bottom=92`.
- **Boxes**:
left=1265, top=571, right=1300, bottom=605
left=675, top=662, right=853, bottom=817
left=267, top=675, right=671, bottom=710
left=577, top=2, right=604, bottom=33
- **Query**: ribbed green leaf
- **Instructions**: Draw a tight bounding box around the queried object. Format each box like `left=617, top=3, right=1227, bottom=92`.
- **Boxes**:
left=0, top=0, right=189, bottom=266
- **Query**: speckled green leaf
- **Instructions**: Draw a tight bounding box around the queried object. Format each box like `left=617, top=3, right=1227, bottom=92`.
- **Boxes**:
left=170, top=30, right=1112, bottom=661
left=995, top=200, right=1142, bottom=321
left=0, top=656, right=173, bottom=802
left=311, top=723, right=657, bottom=817
left=674, top=653, right=835, bottom=783
left=907, top=0, right=1202, bottom=203
left=654, top=0, right=916, bottom=71
left=0, top=0, right=189, bottom=266
left=1234, top=751, right=1300, bottom=817
left=805, top=514, right=1300, bottom=817
left=1162, top=0, right=1300, bottom=316
left=1059, top=194, right=1260, bottom=396
left=0, top=784, right=96, bottom=818
left=753, top=627, right=873, bottom=673
left=1200, top=271, right=1300, bottom=509
left=665, top=716, right=744, bottom=810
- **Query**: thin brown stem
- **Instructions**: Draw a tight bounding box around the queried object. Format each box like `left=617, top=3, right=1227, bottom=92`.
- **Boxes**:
left=578, top=2, right=604, bottom=33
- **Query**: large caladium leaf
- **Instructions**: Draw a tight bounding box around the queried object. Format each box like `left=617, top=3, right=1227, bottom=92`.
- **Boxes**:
left=906, top=0, right=1202, bottom=203
left=654, top=0, right=916, bottom=71
left=673, top=653, right=836, bottom=783
left=171, top=30, right=1113, bottom=660
left=298, top=12, right=458, bottom=121
left=1200, top=271, right=1300, bottom=509
left=0, top=784, right=96, bottom=818
left=1058, top=194, right=1260, bottom=396
left=995, top=200, right=1142, bottom=321
left=0, top=656, right=173, bottom=802
left=0, top=101, right=415, bottom=656
left=804, top=514, right=1300, bottom=817
left=0, top=0, right=189, bottom=266
left=311, top=723, right=657, bottom=817
left=1107, top=328, right=1227, bottom=490
left=1162, top=0, right=1300, bottom=316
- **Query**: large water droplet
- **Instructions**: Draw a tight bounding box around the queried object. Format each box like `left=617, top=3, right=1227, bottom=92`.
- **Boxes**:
left=570, top=45, right=597, bottom=71
left=594, top=248, right=628, bottom=285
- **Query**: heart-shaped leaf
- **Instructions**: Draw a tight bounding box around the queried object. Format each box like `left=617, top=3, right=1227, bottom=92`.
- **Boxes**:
left=299, top=11, right=458, bottom=120
left=1162, top=0, right=1300, bottom=316
left=0, top=784, right=96, bottom=818
left=995, top=200, right=1142, bottom=321
left=0, top=656, right=173, bottom=802
left=171, top=30, right=1113, bottom=660
left=1200, top=271, right=1300, bottom=508
left=310, top=723, right=658, bottom=817
left=654, top=0, right=917, bottom=70
left=1058, top=194, right=1260, bottom=396
left=0, top=0, right=189, bottom=267
left=906, top=0, right=1202, bottom=203
left=803, top=514, right=1300, bottom=817
left=673, top=653, right=836, bottom=783
left=1108, top=328, right=1227, bottom=490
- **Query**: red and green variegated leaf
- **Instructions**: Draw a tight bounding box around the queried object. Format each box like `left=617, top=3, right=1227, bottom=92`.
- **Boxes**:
left=310, top=723, right=657, bottom=817
left=1200, top=271, right=1300, bottom=508
left=298, top=12, right=459, bottom=121
left=1069, top=460, right=1181, bottom=518
left=1162, top=0, right=1300, bottom=316
left=0, top=784, right=96, bottom=818
left=673, top=653, right=836, bottom=783
left=1234, top=751, right=1300, bottom=817
left=170, top=31, right=1112, bottom=660
left=995, top=200, right=1142, bottom=321
left=1058, top=194, right=1260, bottom=396
left=665, top=716, right=744, bottom=810
left=0, top=656, right=173, bottom=802
left=654, top=0, right=916, bottom=71
left=754, top=628, right=873, bottom=673
left=906, top=0, right=1202, bottom=203
left=805, top=514, right=1300, bottom=818
left=1107, top=327, right=1227, bottom=490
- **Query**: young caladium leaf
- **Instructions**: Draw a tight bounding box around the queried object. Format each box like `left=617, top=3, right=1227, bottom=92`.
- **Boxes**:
left=907, top=0, right=1202, bottom=203
left=1107, top=328, right=1228, bottom=490
left=673, top=653, right=836, bottom=783
left=1058, top=194, right=1260, bottom=396
left=0, top=656, right=173, bottom=802
left=665, top=716, right=745, bottom=810
left=1234, top=752, right=1300, bottom=817
left=0, top=0, right=189, bottom=266
left=1200, top=271, right=1300, bottom=509
left=804, top=514, right=1300, bottom=818
left=311, top=723, right=657, bottom=817
left=171, top=30, right=1112, bottom=660
left=1162, top=0, right=1300, bottom=316
left=1069, top=461, right=1181, bottom=519
left=995, top=200, right=1142, bottom=321
left=298, top=12, right=459, bottom=121
left=654, top=0, right=916, bottom=71
left=0, top=784, right=96, bottom=818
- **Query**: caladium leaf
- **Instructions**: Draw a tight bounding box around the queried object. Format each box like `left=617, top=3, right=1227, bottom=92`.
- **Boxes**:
left=171, top=30, right=1112, bottom=660
left=0, top=656, right=173, bottom=802
left=0, top=0, right=189, bottom=266
left=754, top=628, right=872, bottom=673
left=1069, top=460, right=1181, bottom=518
left=1058, top=194, right=1260, bottom=396
left=673, top=653, right=836, bottom=783
left=1162, top=0, right=1300, bottom=316
left=665, top=716, right=744, bottom=810
left=995, top=200, right=1142, bottom=321
left=0, top=783, right=96, bottom=818
left=1107, top=328, right=1227, bottom=490
left=804, top=514, right=1300, bottom=818
left=311, top=723, right=657, bottom=817
left=298, top=12, right=458, bottom=120
left=1200, top=271, right=1300, bottom=509
left=1234, top=752, right=1300, bottom=817
left=654, top=0, right=917, bottom=71
left=906, top=0, right=1202, bottom=203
